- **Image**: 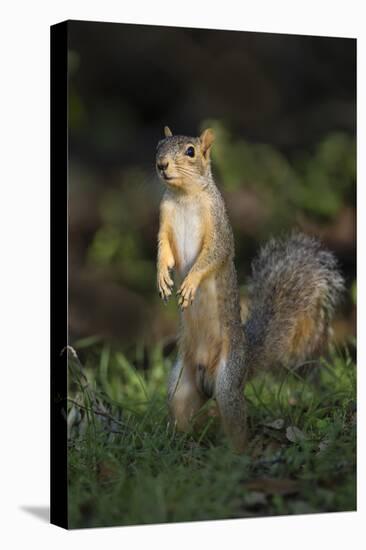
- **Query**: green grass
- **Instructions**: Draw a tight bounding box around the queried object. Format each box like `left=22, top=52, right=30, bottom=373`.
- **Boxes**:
left=67, top=340, right=356, bottom=529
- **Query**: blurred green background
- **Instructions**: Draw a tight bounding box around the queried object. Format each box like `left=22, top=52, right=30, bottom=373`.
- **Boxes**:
left=68, top=22, right=356, bottom=357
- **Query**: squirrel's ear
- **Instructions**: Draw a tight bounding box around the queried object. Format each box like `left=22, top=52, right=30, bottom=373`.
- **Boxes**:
left=200, top=128, right=215, bottom=157
left=164, top=126, right=173, bottom=138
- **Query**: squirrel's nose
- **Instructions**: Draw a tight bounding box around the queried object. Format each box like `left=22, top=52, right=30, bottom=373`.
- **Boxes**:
left=157, top=160, right=169, bottom=171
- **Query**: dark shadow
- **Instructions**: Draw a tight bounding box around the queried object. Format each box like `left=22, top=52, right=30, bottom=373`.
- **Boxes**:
left=20, top=506, right=50, bottom=523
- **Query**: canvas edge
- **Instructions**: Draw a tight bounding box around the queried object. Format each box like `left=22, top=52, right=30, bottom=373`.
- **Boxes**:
left=50, top=20, right=69, bottom=530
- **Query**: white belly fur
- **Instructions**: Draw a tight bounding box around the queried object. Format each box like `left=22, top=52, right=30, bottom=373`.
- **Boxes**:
left=172, top=200, right=202, bottom=276
left=172, top=200, right=222, bottom=372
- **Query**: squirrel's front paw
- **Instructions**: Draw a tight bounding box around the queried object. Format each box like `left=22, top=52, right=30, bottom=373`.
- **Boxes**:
left=177, top=273, right=200, bottom=309
left=157, top=267, right=174, bottom=302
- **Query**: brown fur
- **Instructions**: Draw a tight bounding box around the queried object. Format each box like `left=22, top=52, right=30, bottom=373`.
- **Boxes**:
left=290, top=315, right=316, bottom=358
left=156, top=128, right=344, bottom=452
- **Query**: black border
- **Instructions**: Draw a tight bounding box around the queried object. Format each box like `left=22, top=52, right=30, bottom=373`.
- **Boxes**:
left=50, top=20, right=68, bottom=529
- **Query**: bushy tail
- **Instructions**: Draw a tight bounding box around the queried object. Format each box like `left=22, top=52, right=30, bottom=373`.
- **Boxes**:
left=243, top=232, right=344, bottom=374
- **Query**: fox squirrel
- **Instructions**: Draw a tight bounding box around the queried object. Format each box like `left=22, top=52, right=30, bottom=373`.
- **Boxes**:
left=156, top=126, right=344, bottom=452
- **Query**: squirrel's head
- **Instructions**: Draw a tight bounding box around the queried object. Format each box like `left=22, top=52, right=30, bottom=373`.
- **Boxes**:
left=156, top=126, right=215, bottom=191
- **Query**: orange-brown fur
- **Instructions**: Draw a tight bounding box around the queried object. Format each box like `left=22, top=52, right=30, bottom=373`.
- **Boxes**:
left=291, top=316, right=315, bottom=355
left=155, top=127, right=344, bottom=453
left=156, top=127, right=246, bottom=450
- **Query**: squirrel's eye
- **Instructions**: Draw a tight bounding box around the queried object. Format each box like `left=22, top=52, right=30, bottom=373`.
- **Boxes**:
left=185, top=146, right=195, bottom=158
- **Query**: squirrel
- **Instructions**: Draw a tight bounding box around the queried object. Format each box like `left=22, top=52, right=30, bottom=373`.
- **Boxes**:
left=155, top=126, right=344, bottom=452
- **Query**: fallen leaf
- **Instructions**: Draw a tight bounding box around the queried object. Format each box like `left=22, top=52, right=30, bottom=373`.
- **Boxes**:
left=243, top=478, right=300, bottom=496
left=97, top=460, right=118, bottom=482
left=243, top=491, right=267, bottom=508
left=263, top=418, right=285, bottom=430
left=290, top=500, right=317, bottom=514
left=286, top=426, right=307, bottom=443
left=318, top=439, right=330, bottom=453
